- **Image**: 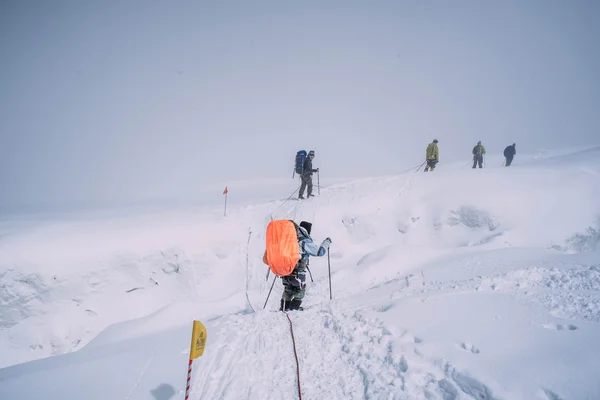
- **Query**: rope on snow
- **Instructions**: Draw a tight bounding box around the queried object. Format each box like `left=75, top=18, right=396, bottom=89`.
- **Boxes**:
left=269, top=184, right=301, bottom=220
left=285, top=311, right=303, bottom=400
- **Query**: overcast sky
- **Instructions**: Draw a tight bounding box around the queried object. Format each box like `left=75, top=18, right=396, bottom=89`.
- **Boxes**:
left=1, top=1, right=599, bottom=210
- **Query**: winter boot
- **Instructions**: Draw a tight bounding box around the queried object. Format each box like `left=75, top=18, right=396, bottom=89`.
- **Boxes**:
left=289, top=299, right=303, bottom=311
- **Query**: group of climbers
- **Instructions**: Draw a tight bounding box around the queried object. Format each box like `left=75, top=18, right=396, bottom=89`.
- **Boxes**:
left=423, top=139, right=517, bottom=171
left=257, top=150, right=328, bottom=312
left=269, top=141, right=518, bottom=312
left=295, top=140, right=517, bottom=182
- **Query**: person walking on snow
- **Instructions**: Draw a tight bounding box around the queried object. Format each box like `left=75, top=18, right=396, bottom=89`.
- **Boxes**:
left=472, top=141, right=486, bottom=168
left=264, top=221, right=331, bottom=311
left=424, top=139, right=439, bottom=172
left=503, top=143, right=516, bottom=166
left=299, top=150, right=318, bottom=199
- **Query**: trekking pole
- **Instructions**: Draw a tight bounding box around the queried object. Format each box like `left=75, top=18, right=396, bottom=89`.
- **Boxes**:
left=415, top=161, right=426, bottom=173
left=327, top=248, right=332, bottom=300
left=317, top=170, right=320, bottom=195
left=265, top=265, right=270, bottom=281
left=461, top=160, right=471, bottom=170
left=263, top=276, right=277, bottom=309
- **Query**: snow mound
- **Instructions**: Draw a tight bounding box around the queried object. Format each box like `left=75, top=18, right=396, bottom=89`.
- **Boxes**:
left=552, top=218, right=600, bottom=253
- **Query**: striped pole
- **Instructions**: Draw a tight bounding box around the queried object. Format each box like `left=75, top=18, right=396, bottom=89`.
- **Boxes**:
left=186, top=320, right=207, bottom=399
left=185, top=359, right=193, bottom=400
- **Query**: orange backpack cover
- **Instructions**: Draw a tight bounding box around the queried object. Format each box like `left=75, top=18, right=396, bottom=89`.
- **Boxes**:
left=263, top=220, right=300, bottom=276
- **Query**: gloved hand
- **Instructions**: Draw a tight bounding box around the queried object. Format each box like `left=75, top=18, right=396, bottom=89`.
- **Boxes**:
left=321, top=237, right=332, bottom=252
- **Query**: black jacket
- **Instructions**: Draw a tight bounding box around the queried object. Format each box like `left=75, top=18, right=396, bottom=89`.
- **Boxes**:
left=504, top=145, right=516, bottom=158
left=302, top=157, right=317, bottom=176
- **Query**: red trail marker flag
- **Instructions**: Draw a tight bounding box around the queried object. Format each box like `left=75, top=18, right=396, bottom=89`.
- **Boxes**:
left=223, top=186, right=228, bottom=216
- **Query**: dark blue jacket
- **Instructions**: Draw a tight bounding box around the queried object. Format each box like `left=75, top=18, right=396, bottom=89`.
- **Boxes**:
left=302, top=157, right=317, bottom=176
left=504, top=145, right=516, bottom=158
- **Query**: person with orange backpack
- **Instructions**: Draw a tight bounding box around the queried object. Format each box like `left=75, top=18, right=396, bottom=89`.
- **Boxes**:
left=263, top=220, right=331, bottom=311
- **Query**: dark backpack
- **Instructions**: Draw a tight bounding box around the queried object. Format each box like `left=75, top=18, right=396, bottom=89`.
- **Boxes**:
left=295, top=150, right=307, bottom=175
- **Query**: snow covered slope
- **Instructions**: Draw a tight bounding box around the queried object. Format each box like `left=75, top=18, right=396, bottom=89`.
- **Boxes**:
left=1, top=148, right=599, bottom=399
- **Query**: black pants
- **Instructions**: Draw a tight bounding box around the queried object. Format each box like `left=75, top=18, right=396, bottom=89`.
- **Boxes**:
left=282, top=259, right=307, bottom=300
left=505, top=156, right=513, bottom=166
left=424, top=159, right=438, bottom=172
left=473, top=156, right=483, bottom=168
left=299, top=174, right=313, bottom=197
left=280, top=261, right=308, bottom=310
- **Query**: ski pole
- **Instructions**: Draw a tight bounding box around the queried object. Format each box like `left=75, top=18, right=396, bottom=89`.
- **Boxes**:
left=327, top=248, right=332, bottom=300
left=263, top=276, right=277, bottom=309
left=265, top=265, right=270, bottom=281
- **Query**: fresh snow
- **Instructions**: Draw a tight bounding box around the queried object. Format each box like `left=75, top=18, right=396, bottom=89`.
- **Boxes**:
left=1, top=148, right=600, bottom=400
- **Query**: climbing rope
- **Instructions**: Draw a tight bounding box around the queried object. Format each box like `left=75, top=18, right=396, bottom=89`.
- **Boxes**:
left=284, top=311, right=303, bottom=400
left=269, top=184, right=301, bottom=220
left=398, top=161, right=426, bottom=175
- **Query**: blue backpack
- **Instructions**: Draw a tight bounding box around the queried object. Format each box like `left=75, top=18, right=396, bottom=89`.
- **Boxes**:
left=295, top=150, right=307, bottom=175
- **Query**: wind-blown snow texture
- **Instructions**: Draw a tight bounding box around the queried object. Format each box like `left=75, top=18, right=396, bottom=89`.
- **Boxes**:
left=1, top=148, right=600, bottom=400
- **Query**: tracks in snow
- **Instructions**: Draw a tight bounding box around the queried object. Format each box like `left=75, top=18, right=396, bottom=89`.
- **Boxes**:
left=191, top=306, right=498, bottom=399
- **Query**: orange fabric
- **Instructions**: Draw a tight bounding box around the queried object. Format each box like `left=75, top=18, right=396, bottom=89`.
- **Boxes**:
left=265, top=220, right=300, bottom=277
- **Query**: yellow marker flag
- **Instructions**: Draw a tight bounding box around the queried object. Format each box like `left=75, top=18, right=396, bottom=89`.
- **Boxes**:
left=189, top=320, right=207, bottom=360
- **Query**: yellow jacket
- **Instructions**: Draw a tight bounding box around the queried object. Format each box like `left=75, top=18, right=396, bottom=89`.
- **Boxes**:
left=426, top=142, right=439, bottom=161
